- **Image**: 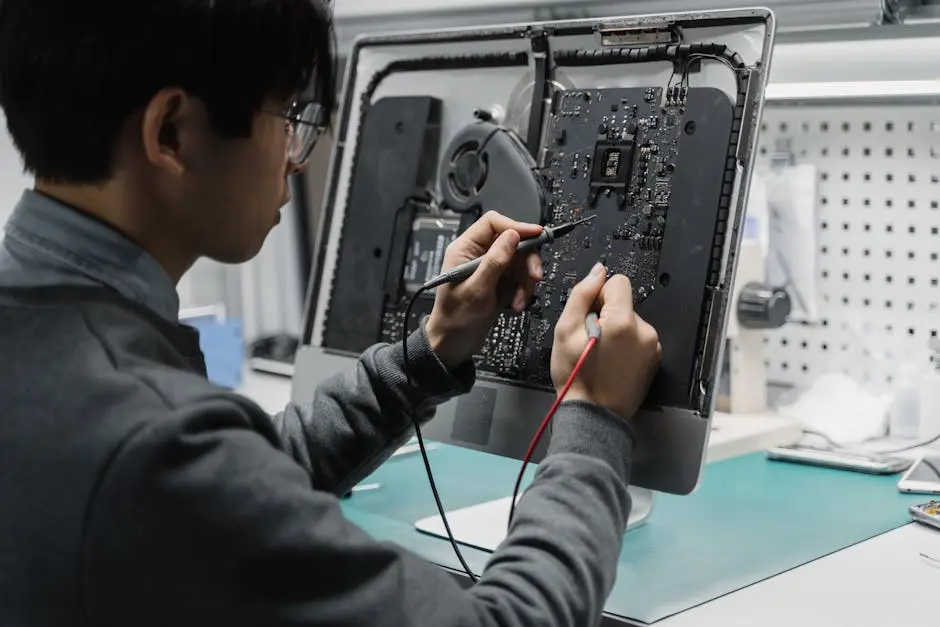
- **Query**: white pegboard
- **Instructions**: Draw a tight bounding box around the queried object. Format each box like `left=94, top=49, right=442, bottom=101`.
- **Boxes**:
left=755, top=106, right=940, bottom=392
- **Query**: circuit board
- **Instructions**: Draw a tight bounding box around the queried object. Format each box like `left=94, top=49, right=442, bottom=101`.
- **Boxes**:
left=377, top=86, right=689, bottom=385
left=518, top=86, right=688, bottom=384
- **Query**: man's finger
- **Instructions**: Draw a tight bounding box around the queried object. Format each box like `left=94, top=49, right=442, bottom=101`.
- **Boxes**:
left=466, top=229, right=519, bottom=293
left=461, top=210, right=542, bottom=249
left=560, top=263, right=607, bottom=324
left=526, top=251, right=543, bottom=281
left=597, top=274, right=635, bottom=316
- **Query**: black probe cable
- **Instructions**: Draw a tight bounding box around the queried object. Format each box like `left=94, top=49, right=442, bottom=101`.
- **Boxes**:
left=402, top=286, right=479, bottom=582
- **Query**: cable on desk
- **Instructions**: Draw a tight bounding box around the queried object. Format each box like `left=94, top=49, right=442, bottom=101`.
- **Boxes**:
left=402, top=287, right=479, bottom=583
left=508, top=312, right=601, bottom=526
left=802, top=428, right=940, bottom=454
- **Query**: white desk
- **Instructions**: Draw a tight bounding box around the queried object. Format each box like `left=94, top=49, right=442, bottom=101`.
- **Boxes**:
left=660, top=522, right=940, bottom=627
left=236, top=367, right=935, bottom=627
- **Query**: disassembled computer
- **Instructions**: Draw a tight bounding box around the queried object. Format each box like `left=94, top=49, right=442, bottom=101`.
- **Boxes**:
left=296, top=8, right=776, bottom=496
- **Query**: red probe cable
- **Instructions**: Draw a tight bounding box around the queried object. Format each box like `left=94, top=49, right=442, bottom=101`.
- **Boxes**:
left=508, top=312, right=602, bottom=526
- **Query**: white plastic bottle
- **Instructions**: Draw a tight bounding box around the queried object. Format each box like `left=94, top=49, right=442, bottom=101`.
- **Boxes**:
left=918, top=346, right=940, bottom=442
left=890, top=363, right=921, bottom=440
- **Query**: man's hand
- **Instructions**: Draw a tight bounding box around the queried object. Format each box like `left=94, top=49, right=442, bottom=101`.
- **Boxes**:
left=426, top=211, right=543, bottom=370
left=551, top=264, right=661, bottom=420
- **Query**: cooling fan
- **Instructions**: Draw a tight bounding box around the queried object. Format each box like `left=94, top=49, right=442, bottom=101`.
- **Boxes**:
left=439, top=120, right=546, bottom=226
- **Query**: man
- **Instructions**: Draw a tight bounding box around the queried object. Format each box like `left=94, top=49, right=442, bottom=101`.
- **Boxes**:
left=0, top=1, right=661, bottom=626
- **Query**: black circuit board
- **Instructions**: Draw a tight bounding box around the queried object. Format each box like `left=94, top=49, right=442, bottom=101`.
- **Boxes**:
left=381, top=86, right=689, bottom=385
left=519, top=86, right=688, bottom=384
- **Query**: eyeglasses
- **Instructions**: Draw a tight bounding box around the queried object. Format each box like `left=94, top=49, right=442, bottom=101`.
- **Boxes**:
left=274, top=100, right=327, bottom=165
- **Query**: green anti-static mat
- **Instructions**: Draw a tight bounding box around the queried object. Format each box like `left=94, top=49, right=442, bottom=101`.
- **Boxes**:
left=340, top=445, right=924, bottom=624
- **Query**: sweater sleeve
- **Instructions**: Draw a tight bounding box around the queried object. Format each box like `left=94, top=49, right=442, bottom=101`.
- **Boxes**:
left=269, top=321, right=474, bottom=495
left=81, top=398, right=634, bottom=627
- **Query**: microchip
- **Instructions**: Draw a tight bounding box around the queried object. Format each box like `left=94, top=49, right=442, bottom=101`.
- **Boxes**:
left=403, top=217, right=460, bottom=293
left=590, top=138, right=635, bottom=190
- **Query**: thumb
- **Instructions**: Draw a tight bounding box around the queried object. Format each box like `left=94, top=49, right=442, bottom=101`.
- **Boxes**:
left=560, top=263, right=607, bottom=324
left=467, top=229, right=520, bottom=290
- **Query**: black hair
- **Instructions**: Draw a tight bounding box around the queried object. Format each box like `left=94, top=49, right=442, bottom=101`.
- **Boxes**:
left=0, top=0, right=335, bottom=184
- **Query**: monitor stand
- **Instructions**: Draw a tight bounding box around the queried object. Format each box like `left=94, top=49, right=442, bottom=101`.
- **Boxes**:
left=415, top=487, right=654, bottom=554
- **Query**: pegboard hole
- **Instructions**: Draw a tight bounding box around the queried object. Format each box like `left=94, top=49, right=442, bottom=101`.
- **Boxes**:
left=779, top=122, right=788, bottom=132
left=932, top=278, right=939, bottom=287
left=864, top=198, right=871, bottom=207
left=886, top=199, right=894, bottom=208
left=909, top=225, right=917, bottom=234
left=842, top=198, right=850, bottom=207
left=887, top=122, right=895, bottom=131
left=864, top=121, right=872, bottom=131
left=909, top=173, right=917, bottom=183
left=842, top=147, right=850, bottom=157
left=886, top=274, right=894, bottom=283
left=909, top=148, right=916, bottom=157
left=822, top=270, right=830, bottom=279
left=886, top=148, right=894, bottom=157
left=821, top=122, right=829, bottom=132
left=821, top=220, right=829, bottom=230
left=864, top=273, right=871, bottom=281
left=933, top=330, right=938, bottom=339
left=908, top=121, right=915, bottom=132
left=659, top=273, right=671, bottom=287
left=821, top=196, right=829, bottom=205
left=863, top=298, right=871, bottom=307
left=821, top=246, right=829, bottom=255
left=908, top=302, right=916, bottom=311
left=801, top=364, right=809, bottom=373
left=841, top=247, right=850, bottom=255
left=886, top=224, right=894, bottom=232
left=820, top=172, right=829, bottom=181
left=908, top=277, right=916, bottom=285
left=842, top=172, right=850, bottom=181
left=842, top=122, right=850, bottom=132
left=781, top=338, right=789, bottom=347
left=864, top=172, right=871, bottom=181
left=909, top=251, right=916, bottom=259
left=909, top=200, right=917, bottom=209
left=864, top=248, right=871, bottom=257
left=801, top=121, right=810, bottom=132
left=842, top=272, right=850, bottom=280
left=933, top=227, right=939, bottom=235
left=821, top=147, right=829, bottom=157
left=842, top=222, right=850, bottom=231
left=932, top=252, right=938, bottom=261
left=863, top=147, right=871, bottom=157
left=886, top=173, right=894, bottom=182
left=801, top=341, right=809, bottom=349
left=932, top=201, right=938, bottom=210
left=372, top=247, right=382, bottom=258
left=864, top=223, right=872, bottom=232
left=841, top=296, right=850, bottom=305
left=822, top=342, right=830, bottom=351
left=909, top=328, right=917, bottom=337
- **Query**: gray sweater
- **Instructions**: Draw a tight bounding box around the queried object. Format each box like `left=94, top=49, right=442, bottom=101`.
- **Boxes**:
left=0, top=192, right=635, bottom=626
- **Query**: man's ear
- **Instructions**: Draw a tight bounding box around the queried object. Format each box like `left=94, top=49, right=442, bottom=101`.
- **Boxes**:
left=140, top=88, right=195, bottom=177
